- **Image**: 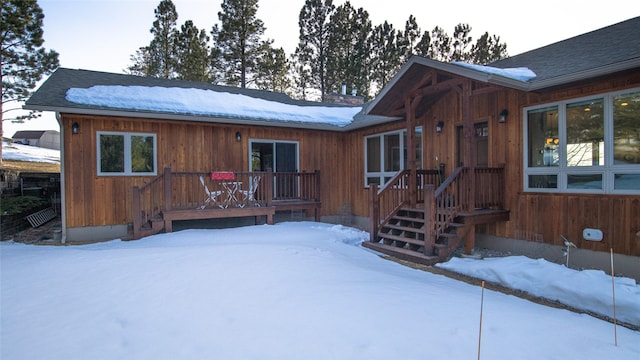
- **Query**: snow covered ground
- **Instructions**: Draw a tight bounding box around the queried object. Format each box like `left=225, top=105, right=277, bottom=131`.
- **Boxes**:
left=2, top=141, right=60, bottom=164
left=1, top=222, right=639, bottom=359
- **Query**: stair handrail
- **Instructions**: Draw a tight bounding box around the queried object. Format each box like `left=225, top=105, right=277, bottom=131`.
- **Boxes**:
left=132, top=168, right=167, bottom=239
left=429, top=167, right=465, bottom=245
left=369, top=170, right=411, bottom=241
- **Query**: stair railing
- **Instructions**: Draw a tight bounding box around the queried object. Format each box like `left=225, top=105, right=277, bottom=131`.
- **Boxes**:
left=369, top=170, right=411, bottom=241
left=132, top=168, right=167, bottom=239
left=423, top=167, right=465, bottom=253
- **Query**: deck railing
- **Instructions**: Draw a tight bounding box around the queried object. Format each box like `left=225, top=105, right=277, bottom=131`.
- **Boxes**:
left=133, top=168, right=320, bottom=238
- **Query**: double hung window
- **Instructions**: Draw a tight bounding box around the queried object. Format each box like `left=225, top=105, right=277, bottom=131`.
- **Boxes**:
left=97, top=132, right=157, bottom=176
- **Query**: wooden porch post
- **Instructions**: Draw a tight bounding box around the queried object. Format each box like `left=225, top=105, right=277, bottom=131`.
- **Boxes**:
left=314, top=170, right=321, bottom=221
left=132, top=185, right=141, bottom=239
left=163, top=167, right=172, bottom=211
left=423, top=184, right=435, bottom=256
left=406, top=97, right=417, bottom=208
left=369, top=184, right=379, bottom=242
left=265, top=168, right=273, bottom=207
left=461, top=80, right=476, bottom=255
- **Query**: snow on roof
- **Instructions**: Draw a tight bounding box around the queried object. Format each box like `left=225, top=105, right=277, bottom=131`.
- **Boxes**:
left=452, top=62, right=537, bottom=82
left=65, top=85, right=362, bottom=127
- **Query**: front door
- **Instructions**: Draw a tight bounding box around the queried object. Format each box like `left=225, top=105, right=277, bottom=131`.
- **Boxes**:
left=456, top=122, right=489, bottom=167
left=250, top=140, right=299, bottom=198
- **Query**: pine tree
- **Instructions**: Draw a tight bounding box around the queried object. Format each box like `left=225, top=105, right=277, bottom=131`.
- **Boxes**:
left=296, top=0, right=334, bottom=101
left=326, top=2, right=371, bottom=98
left=369, top=21, right=402, bottom=91
left=213, top=0, right=267, bottom=88
left=254, top=45, right=291, bottom=93
left=175, top=20, right=212, bottom=82
left=397, top=15, right=421, bottom=64
left=469, top=32, right=508, bottom=64
left=428, top=26, right=452, bottom=62
left=450, top=23, right=472, bottom=62
left=1, top=0, right=59, bottom=164
left=290, top=45, right=314, bottom=100
left=127, top=0, right=179, bottom=78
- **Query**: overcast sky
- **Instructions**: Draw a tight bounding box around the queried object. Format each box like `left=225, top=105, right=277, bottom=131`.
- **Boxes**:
left=5, top=0, right=638, bottom=136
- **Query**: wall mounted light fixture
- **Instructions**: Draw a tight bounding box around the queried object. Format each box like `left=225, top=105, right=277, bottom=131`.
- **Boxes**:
left=235, top=131, right=242, bottom=142
left=498, top=109, right=509, bottom=123
left=72, top=122, right=79, bottom=134
left=435, top=121, right=444, bottom=134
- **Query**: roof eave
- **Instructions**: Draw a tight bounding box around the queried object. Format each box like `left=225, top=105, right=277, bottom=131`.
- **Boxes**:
left=528, top=58, right=640, bottom=90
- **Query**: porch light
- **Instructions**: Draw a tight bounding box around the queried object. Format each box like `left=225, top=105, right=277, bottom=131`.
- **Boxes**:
left=498, top=109, right=509, bottom=123
left=235, top=131, right=241, bottom=142
left=71, top=122, right=79, bottom=134
left=435, top=121, right=444, bottom=134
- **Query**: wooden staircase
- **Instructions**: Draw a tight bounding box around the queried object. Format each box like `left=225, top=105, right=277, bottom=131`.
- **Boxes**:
left=366, top=166, right=509, bottom=266
left=363, top=207, right=470, bottom=265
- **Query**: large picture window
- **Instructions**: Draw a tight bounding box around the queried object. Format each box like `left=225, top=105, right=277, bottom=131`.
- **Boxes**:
left=524, top=89, right=640, bottom=194
left=365, top=127, right=422, bottom=186
left=97, top=132, right=157, bottom=176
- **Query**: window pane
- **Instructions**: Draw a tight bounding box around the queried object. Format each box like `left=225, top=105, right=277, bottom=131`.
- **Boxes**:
left=567, top=174, right=602, bottom=189
left=367, top=177, right=381, bottom=186
left=613, top=92, right=640, bottom=165
left=384, top=133, right=400, bottom=172
left=566, top=99, right=604, bottom=166
left=528, top=175, right=557, bottom=189
left=131, top=136, right=155, bottom=173
left=366, top=137, right=380, bottom=172
left=528, top=107, right=559, bottom=167
left=614, top=174, right=640, bottom=190
left=100, top=134, right=124, bottom=173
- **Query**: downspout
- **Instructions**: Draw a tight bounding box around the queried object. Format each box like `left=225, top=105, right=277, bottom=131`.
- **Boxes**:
left=55, top=112, right=67, bottom=244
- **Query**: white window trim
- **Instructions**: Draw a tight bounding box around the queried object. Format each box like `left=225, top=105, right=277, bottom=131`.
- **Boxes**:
left=96, top=131, right=157, bottom=176
left=523, top=87, right=640, bottom=195
left=364, top=127, right=422, bottom=187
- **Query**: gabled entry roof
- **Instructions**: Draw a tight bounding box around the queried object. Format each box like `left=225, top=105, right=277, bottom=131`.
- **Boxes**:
left=367, top=16, right=640, bottom=116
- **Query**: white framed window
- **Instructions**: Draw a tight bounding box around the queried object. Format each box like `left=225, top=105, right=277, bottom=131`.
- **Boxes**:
left=364, top=127, right=422, bottom=186
left=97, top=132, right=157, bottom=176
left=524, top=88, right=640, bottom=194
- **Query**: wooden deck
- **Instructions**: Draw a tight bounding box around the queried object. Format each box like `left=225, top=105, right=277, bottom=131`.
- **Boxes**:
left=132, top=168, right=321, bottom=239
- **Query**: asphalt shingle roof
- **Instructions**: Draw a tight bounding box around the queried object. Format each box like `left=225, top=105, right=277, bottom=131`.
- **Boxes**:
left=489, top=16, right=640, bottom=85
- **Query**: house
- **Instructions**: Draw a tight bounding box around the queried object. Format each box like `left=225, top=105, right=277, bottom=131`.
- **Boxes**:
left=25, top=16, right=639, bottom=277
left=11, top=130, right=60, bottom=150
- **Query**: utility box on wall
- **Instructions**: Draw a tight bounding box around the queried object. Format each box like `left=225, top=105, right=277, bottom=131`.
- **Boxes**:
left=583, top=228, right=603, bottom=241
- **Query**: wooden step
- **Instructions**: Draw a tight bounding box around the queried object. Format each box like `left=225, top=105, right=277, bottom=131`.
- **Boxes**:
left=384, top=223, right=423, bottom=233
left=400, top=207, right=424, bottom=213
left=362, top=242, right=440, bottom=265
left=377, top=232, right=424, bottom=247
left=392, top=215, right=425, bottom=223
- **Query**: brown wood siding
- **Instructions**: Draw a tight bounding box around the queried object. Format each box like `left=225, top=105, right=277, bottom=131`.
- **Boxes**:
left=61, top=115, right=347, bottom=228
left=483, top=70, right=640, bottom=257
left=506, top=194, right=640, bottom=256
left=342, top=120, right=407, bottom=216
